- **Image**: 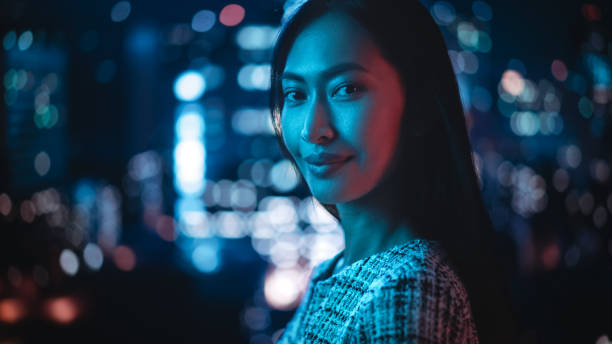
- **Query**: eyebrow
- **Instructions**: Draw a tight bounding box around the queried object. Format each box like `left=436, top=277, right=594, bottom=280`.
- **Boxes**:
left=281, top=62, right=369, bottom=83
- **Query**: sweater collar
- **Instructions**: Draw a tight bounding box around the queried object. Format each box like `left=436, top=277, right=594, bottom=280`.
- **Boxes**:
left=310, top=239, right=440, bottom=285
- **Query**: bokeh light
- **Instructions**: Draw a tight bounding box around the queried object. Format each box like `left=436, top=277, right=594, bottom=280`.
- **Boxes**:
left=175, top=109, right=205, bottom=140
left=44, top=297, right=79, bottom=324
left=431, top=2, right=456, bottom=25
left=83, top=243, right=104, bottom=270
left=237, top=64, right=271, bottom=91
left=173, top=71, right=206, bottom=101
left=501, top=69, right=525, bottom=96
left=551, top=59, right=568, bottom=81
left=236, top=25, right=279, bottom=50
left=231, top=108, right=274, bottom=136
left=264, top=267, right=305, bottom=310
left=17, top=30, right=33, bottom=51
left=34, top=151, right=51, bottom=176
left=110, top=1, right=131, bottom=22
left=3, top=30, right=16, bottom=50
left=59, top=249, right=79, bottom=276
left=269, top=159, right=300, bottom=193
left=0, top=193, right=12, bottom=216
left=174, top=140, right=206, bottom=196
left=219, top=4, right=245, bottom=27
left=175, top=198, right=209, bottom=237
left=113, top=245, right=136, bottom=271
left=191, top=10, right=216, bottom=32
left=191, top=239, right=220, bottom=273
left=0, top=298, right=26, bottom=324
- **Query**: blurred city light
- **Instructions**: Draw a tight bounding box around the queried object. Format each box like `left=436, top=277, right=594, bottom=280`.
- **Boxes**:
left=219, top=4, right=245, bottom=27
left=237, top=64, right=271, bottom=90
left=173, top=70, right=206, bottom=101
left=17, top=30, right=33, bottom=51
left=175, top=109, right=205, bottom=140
left=231, top=108, right=275, bottom=136
left=201, top=64, right=225, bottom=90
left=191, top=10, right=216, bottom=32
left=269, top=159, right=300, bottom=193
left=59, top=249, right=79, bottom=276
left=110, top=1, right=131, bottom=23
left=174, top=139, right=206, bottom=196
left=264, top=267, right=305, bottom=310
left=3, top=30, right=17, bottom=50
left=0, top=193, right=12, bottom=216
left=191, top=239, right=220, bottom=273
left=0, top=298, right=26, bottom=324
left=176, top=198, right=212, bottom=238
left=113, top=245, right=136, bottom=271
left=44, top=297, right=79, bottom=324
left=431, top=2, right=456, bottom=25
left=83, top=243, right=104, bottom=270
left=236, top=25, right=279, bottom=50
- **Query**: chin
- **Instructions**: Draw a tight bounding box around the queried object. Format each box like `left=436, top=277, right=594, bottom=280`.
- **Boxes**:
left=309, top=182, right=364, bottom=205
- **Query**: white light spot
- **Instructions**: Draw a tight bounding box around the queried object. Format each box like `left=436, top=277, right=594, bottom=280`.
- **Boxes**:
left=83, top=243, right=104, bottom=270
left=264, top=268, right=305, bottom=310
left=270, top=159, right=299, bottom=193
left=59, top=249, right=79, bottom=276
left=173, top=71, right=206, bottom=101
left=174, top=140, right=205, bottom=196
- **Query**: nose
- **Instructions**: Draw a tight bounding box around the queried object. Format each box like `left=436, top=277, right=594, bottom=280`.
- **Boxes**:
left=300, top=95, right=335, bottom=144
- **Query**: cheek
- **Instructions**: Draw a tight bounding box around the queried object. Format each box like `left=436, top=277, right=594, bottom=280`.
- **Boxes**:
left=280, top=111, right=301, bottom=156
left=352, top=95, right=404, bottom=159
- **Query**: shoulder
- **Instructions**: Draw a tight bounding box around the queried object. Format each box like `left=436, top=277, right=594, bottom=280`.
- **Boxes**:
left=353, top=241, right=479, bottom=343
left=375, top=241, right=470, bottom=302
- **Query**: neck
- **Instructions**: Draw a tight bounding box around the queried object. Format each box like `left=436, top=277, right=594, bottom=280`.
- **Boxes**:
left=336, top=198, right=417, bottom=267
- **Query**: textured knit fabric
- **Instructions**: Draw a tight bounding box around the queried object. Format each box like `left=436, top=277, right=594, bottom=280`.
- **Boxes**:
left=275, top=239, right=479, bottom=343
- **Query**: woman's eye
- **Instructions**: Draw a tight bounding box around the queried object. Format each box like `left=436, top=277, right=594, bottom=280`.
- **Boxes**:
left=333, top=83, right=365, bottom=98
left=283, top=90, right=306, bottom=102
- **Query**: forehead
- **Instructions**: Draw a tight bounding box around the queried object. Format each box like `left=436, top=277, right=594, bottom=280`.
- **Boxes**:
left=284, top=11, right=380, bottom=75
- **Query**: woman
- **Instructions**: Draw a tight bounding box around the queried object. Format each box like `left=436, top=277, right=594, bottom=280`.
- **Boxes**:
left=269, top=0, right=517, bottom=342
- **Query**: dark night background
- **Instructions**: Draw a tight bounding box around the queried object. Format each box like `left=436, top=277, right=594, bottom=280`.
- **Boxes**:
left=0, top=0, right=611, bottom=343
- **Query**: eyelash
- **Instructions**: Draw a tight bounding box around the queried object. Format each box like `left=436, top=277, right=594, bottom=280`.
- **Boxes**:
left=282, top=82, right=366, bottom=103
left=332, top=83, right=366, bottom=98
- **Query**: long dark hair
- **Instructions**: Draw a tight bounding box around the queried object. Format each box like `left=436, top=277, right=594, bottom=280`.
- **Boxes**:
left=269, top=0, right=517, bottom=341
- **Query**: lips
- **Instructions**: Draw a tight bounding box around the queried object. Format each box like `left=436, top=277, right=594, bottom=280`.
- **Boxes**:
left=303, top=152, right=351, bottom=165
left=303, top=153, right=352, bottom=177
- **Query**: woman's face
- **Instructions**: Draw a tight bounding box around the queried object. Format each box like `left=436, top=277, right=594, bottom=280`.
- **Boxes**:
left=280, top=11, right=405, bottom=204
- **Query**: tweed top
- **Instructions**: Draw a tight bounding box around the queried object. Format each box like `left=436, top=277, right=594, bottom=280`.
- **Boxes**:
left=275, top=239, right=479, bottom=343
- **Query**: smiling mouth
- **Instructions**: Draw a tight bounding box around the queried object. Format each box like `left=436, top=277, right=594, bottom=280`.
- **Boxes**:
left=305, top=156, right=352, bottom=177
